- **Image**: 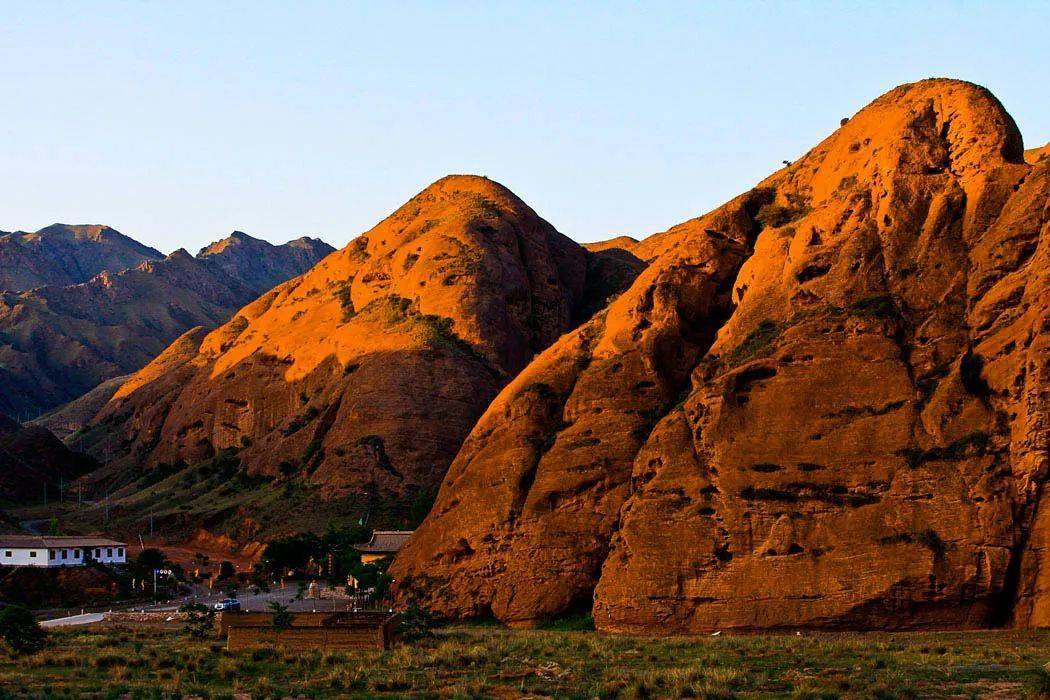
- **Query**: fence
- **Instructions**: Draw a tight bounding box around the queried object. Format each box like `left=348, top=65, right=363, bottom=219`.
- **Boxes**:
left=220, top=610, right=400, bottom=651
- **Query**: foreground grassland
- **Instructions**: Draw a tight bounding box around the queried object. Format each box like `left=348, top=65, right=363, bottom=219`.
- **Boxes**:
left=1, top=624, right=1049, bottom=698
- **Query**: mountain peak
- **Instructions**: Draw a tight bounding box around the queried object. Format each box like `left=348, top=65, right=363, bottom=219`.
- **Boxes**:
left=389, top=79, right=1049, bottom=634
left=0, top=223, right=163, bottom=293
left=197, top=231, right=268, bottom=258
left=87, top=175, right=642, bottom=528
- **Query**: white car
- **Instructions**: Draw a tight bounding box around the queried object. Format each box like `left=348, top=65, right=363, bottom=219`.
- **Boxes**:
left=213, top=598, right=241, bottom=611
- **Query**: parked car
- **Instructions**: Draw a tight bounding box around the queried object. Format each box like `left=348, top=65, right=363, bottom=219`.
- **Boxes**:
left=213, top=598, right=241, bottom=611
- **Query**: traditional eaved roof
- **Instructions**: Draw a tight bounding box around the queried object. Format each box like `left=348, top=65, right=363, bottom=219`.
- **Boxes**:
left=0, top=535, right=126, bottom=549
left=353, top=530, right=413, bottom=554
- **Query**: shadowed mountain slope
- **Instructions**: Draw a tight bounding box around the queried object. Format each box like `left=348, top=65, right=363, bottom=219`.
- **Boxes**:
left=0, top=232, right=333, bottom=418
left=0, top=224, right=162, bottom=293
left=0, top=414, right=96, bottom=503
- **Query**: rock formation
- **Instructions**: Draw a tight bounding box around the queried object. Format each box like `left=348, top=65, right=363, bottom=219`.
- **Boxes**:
left=88, top=176, right=643, bottom=515
left=0, top=224, right=162, bottom=292
left=1026, top=143, right=1050, bottom=165
left=196, top=232, right=334, bottom=296
left=391, top=80, right=1049, bottom=632
left=0, top=232, right=333, bottom=418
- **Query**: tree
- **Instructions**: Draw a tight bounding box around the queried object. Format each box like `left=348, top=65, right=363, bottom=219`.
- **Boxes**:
left=136, top=548, right=168, bottom=570
left=179, top=602, right=215, bottom=639
left=0, top=605, right=46, bottom=654
left=250, top=570, right=272, bottom=594
left=269, top=601, right=292, bottom=631
left=217, top=560, right=236, bottom=581
left=259, top=532, right=322, bottom=576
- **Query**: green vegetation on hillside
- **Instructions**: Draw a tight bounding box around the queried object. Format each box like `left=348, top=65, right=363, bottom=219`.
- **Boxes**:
left=18, top=447, right=431, bottom=544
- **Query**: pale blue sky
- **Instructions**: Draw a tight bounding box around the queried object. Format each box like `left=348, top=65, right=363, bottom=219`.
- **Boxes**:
left=2, top=1, right=1047, bottom=253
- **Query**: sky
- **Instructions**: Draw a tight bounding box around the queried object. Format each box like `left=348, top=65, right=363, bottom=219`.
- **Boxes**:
left=1, top=1, right=1047, bottom=254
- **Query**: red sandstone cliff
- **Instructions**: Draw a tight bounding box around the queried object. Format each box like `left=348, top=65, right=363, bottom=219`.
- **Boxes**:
left=88, top=176, right=643, bottom=510
left=390, top=79, right=1049, bottom=632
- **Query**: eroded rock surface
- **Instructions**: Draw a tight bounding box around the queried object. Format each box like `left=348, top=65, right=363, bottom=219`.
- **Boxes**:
left=391, top=80, right=1049, bottom=632
left=90, top=176, right=641, bottom=504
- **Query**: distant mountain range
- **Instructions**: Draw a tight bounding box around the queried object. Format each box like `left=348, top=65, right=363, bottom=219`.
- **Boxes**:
left=0, top=225, right=333, bottom=418
left=0, top=224, right=162, bottom=292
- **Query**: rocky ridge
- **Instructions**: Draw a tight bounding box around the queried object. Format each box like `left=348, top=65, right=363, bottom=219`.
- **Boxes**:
left=390, top=80, right=1049, bottom=632
left=0, top=232, right=333, bottom=418
left=86, top=176, right=643, bottom=525
left=0, top=224, right=162, bottom=293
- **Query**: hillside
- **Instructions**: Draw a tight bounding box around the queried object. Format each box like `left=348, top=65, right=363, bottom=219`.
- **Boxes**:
left=79, top=176, right=643, bottom=540
left=0, top=224, right=162, bottom=292
left=0, top=414, right=96, bottom=503
left=0, top=232, right=333, bottom=418
left=29, top=375, right=131, bottom=442
left=391, top=79, right=1050, bottom=632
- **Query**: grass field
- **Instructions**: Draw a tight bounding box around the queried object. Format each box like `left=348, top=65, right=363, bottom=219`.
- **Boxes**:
left=1, top=623, right=1049, bottom=698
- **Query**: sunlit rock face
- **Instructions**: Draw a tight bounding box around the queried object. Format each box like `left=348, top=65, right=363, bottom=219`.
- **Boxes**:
left=392, top=80, right=1050, bottom=632
left=92, top=175, right=642, bottom=506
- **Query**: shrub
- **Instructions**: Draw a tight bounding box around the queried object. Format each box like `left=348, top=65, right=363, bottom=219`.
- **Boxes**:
left=269, top=601, right=293, bottom=631
left=334, top=281, right=356, bottom=321
left=291, top=406, right=320, bottom=433
left=398, top=603, right=437, bottom=642
left=0, top=605, right=46, bottom=654
left=756, top=200, right=811, bottom=229
left=728, top=320, right=781, bottom=365
left=302, top=439, right=324, bottom=467
left=414, top=313, right=486, bottom=364
left=179, top=602, right=216, bottom=640
left=540, top=612, right=595, bottom=631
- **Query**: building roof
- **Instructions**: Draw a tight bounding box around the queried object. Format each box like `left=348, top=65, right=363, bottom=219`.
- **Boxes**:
left=353, top=530, right=413, bottom=554
left=0, top=535, right=126, bottom=549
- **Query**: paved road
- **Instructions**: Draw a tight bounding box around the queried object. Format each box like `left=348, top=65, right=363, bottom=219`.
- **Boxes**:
left=41, top=613, right=105, bottom=628
left=38, top=582, right=370, bottom=626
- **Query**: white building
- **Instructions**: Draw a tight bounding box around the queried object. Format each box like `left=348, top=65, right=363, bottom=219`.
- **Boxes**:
left=0, top=536, right=127, bottom=568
